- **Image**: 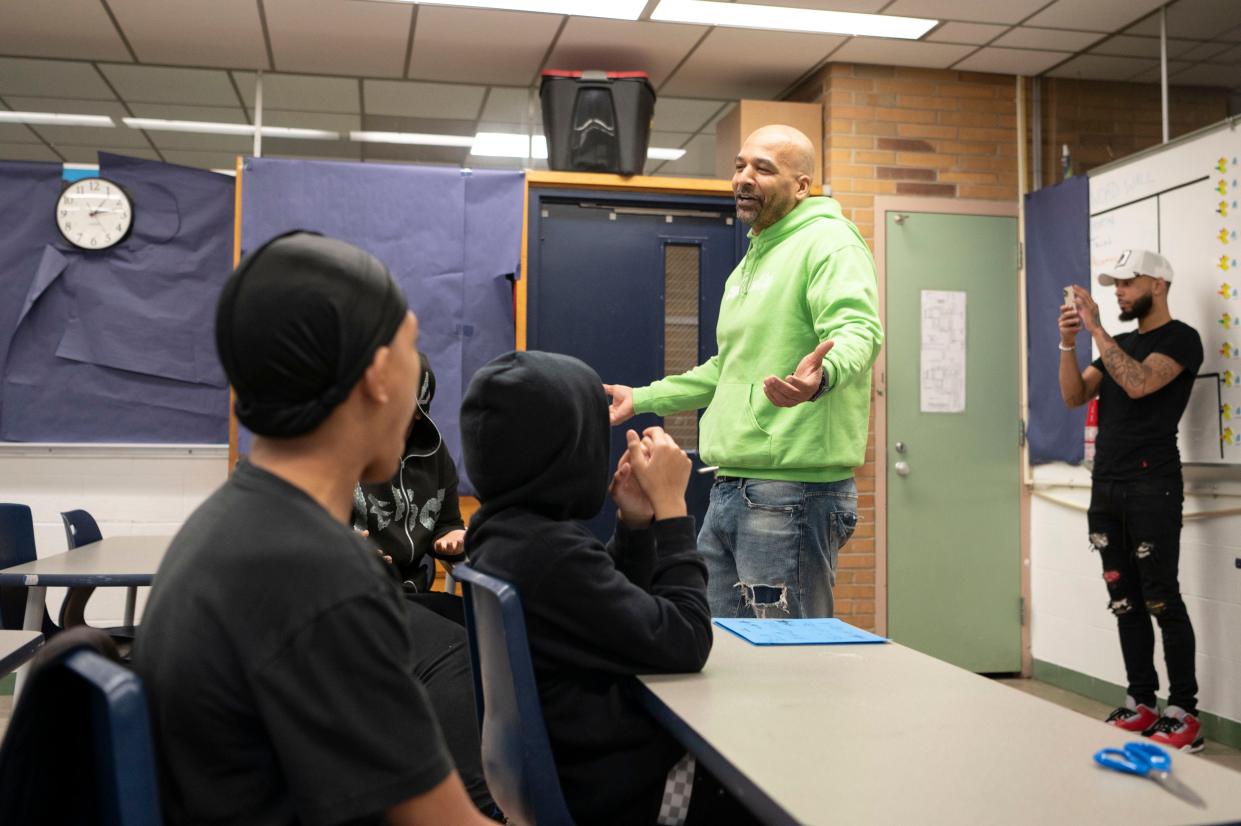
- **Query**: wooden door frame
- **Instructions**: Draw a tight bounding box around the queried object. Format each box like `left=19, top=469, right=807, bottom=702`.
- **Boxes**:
left=873, top=196, right=1030, bottom=676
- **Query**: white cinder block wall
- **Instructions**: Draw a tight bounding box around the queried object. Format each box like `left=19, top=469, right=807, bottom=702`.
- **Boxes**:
left=1031, top=461, right=1241, bottom=727
left=0, top=445, right=228, bottom=627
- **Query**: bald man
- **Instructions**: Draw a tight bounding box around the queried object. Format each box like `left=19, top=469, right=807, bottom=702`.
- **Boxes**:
left=606, top=125, right=883, bottom=619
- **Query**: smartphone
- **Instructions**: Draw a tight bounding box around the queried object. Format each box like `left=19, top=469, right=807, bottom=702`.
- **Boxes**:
left=1062, top=286, right=1075, bottom=308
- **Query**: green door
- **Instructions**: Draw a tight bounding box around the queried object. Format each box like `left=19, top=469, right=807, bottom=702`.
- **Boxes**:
left=886, top=211, right=1021, bottom=673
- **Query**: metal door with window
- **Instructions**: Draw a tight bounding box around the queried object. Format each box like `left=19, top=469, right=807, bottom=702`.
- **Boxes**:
left=527, top=190, right=745, bottom=539
left=885, top=210, right=1021, bottom=673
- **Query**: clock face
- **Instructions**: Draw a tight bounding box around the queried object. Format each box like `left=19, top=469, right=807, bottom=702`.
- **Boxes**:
left=55, top=177, right=134, bottom=250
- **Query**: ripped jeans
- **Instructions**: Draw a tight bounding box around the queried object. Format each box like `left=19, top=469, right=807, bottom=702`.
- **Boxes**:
left=699, top=477, right=858, bottom=619
left=1088, top=477, right=1197, bottom=712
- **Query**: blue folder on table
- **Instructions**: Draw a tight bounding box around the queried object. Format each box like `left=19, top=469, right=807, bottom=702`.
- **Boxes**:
left=714, top=618, right=888, bottom=646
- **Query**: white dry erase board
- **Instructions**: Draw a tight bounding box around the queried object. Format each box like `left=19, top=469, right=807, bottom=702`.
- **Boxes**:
left=1089, top=117, right=1241, bottom=465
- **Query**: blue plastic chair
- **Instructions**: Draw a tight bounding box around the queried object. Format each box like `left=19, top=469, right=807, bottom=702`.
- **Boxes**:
left=59, top=510, right=136, bottom=641
left=454, top=563, right=574, bottom=826
left=0, top=503, right=59, bottom=636
left=0, top=633, right=162, bottom=825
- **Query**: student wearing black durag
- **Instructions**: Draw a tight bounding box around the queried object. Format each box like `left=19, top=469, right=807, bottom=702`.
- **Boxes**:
left=135, top=231, right=498, bottom=825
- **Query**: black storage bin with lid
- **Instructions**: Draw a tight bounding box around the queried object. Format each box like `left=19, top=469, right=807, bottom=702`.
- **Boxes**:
left=539, top=70, right=656, bottom=176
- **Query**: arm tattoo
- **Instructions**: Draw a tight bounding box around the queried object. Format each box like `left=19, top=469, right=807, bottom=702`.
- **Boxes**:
left=1098, top=335, right=1147, bottom=395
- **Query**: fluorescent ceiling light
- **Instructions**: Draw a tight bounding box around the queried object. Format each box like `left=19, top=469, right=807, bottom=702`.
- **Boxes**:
left=647, top=147, right=686, bottom=161
left=350, top=130, right=475, bottom=147
left=651, top=0, right=937, bottom=40
left=373, top=0, right=646, bottom=20
left=471, top=132, right=532, bottom=158
left=123, top=118, right=339, bottom=140
left=0, top=111, right=115, bottom=128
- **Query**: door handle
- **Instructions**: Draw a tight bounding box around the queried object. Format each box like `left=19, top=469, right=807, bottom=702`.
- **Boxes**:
left=895, top=460, right=911, bottom=477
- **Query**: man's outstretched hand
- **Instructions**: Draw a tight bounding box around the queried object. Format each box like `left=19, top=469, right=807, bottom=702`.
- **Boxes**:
left=603, top=383, right=635, bottom=426
left=762, top=340, right=834, bottom=407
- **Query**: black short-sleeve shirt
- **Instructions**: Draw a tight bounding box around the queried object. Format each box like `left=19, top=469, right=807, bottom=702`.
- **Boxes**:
left=134, top=460, right=454, bottom=826
left=1091, top=319, right=1203, bottom=480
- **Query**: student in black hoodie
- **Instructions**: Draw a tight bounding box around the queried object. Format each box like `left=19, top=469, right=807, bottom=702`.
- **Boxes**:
left=461, top=350, right=757, bottom=826
left=354, top=353, right=466, bottom=600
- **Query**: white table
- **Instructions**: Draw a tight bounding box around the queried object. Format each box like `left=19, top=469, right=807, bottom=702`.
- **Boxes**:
left=0, top=535, right=170, bottom=695
left=636, top=630, right=1241, bottom=825
left=0, top=630, right=44, bottom=677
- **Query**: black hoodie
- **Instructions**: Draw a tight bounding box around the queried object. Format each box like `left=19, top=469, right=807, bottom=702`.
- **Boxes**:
left=461, top=350, right=713, bottom=826
left=354, top=353, right=464, bottom=587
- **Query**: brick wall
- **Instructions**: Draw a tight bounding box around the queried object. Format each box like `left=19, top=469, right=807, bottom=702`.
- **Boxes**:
left=784, top=62, right=1229, bottom=632
left=1040, top=78, right=1229, bottom=183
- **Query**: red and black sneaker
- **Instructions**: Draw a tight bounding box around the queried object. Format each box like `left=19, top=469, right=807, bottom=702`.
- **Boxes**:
left=1146, top=706, right=1205, bottom=753
left=1104, top=697, right=1159, bottom=733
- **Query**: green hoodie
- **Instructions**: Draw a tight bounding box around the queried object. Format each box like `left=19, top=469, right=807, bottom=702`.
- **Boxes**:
left=632, top=196, right=882, bottom=482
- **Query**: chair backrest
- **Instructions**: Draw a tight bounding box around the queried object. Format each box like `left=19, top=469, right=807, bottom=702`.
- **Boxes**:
left=0, top=638, right=162, bottom=825
left=454, top=563, right=574, bottom=826
left=62, top=509, right=103, bottom=549
left=0, top=503, right=58, bottom=635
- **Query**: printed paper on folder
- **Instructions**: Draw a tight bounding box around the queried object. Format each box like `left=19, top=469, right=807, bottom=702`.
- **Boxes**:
left=714, top=618, right=888, bottom=646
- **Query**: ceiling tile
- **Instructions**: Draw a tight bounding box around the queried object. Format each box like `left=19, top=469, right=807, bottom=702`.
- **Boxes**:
left=480, top=87, right=542, bottom=125
left=649, top=131, right=694, bottom=149
left=653, top=98, right=730, bottom=133
left=992, top=27, right=1103, bottom=52
left=830, top=38, right=976, bottom=70
left=33, top=121, right=155, bottom=149
left=260, top=137, right=361, bottom=160
left=408, top=7, right=562, bottom=85
left=1213, top=44, right=1241, bottom=63
left=363, top=80, right=486, bottom=119
left=0, top=143, right=61, bottom=161
left=1024, top=0, right=1167, bottom=32
left=364, top=143, right=470, bottom=165
left=0, top=122, right=42, bottom=144
left=650, top=133, right=715, bottom=178
left=1169, top=61, right=1241, bottom=87
left=882, top=0, right=1049, bottom=25
left=158, top=149, right=244, bottom=170
left=233, top=72, right=361, bottom=114
left=262, top=111, right=362, bottom=132
left=145, top=131, right=253, bottom=152
left=1046, top=53, right=1156, bottom=81
left=0, top=1, right=132, bottom=62
left=1125, top=0, right=1241, bottom=41
left=746, top=0, right=887, bottom=9
left=1089, top=35, right=1201, bottom=59
left=1178, top=41, right=1237, bottom=62
left=954, top=47, right=1069, bottom=75
left=100, top=65, right=239, bottom=106
left=362, top=114, right=476, bottom=134
left=0, top=59, right=117, bottom=100
left=3, top=96, right=128, bottom=117
left=661, top=28, right=842, bottom=100
left=926, top=22, right=1010, bottom=45
left=263, top=0, right=411, bottom=77
left=1125, top=60, right=1193, bottom=83
left=546, top=19, right=708, bottom=89
left=127, top=103, right=249, bottom=123
left=107, top=0, right=268, bottom=69
left=58, top=146, right=162, bottom=164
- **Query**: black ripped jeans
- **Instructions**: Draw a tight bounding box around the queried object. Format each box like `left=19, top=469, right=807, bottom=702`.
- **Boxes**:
left=1087, top=477, right=1197, bottom=712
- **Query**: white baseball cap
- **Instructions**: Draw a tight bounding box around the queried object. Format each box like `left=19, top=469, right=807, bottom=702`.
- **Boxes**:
left=1097, top=248, right=1174, bottom=286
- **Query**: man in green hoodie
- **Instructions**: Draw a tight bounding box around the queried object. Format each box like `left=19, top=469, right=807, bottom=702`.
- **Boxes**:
left=605, top=124, right=883, bottom=619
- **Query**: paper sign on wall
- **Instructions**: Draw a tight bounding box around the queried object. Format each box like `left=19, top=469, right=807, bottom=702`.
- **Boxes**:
left=920, top=290, right=967, bottom=413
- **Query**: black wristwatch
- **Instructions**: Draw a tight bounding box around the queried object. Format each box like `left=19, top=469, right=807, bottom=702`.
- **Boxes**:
left=808, top=370, right=830, bottom=402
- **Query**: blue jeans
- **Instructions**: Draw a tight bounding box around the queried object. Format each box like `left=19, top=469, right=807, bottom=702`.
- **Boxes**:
left=699, top=477, right=858, bottom=618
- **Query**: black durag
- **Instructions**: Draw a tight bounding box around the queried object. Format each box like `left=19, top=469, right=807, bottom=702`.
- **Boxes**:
left=215, top=231, right=407, bottom=437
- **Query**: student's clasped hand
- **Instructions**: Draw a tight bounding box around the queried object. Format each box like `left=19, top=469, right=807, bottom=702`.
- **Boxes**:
left=610, top=448, right=655, bottom=528
left=625, top=427, right=691, bottom=520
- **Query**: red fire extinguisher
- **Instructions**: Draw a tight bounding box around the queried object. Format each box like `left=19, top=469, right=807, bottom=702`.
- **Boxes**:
left=1084, top=398, right=1098, bottom=465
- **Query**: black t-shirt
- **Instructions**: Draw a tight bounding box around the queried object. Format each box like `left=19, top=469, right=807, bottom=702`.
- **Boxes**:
left=1091, top=319, right=1203, bottom=480
left=134, top=460, right=453, bottom=826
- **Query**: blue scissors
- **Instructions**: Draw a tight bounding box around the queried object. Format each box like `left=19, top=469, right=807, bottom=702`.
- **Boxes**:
left=1094, top=742, right=1205, bottom=808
